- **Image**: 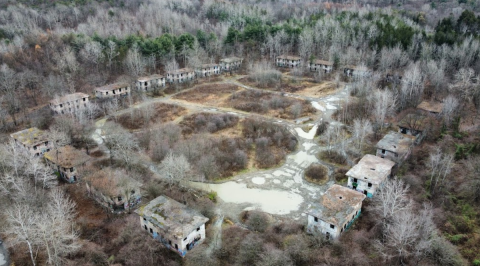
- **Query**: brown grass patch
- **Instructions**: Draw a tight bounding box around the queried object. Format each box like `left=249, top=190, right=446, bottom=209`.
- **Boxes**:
left=225, top=90, right=315, bottom=119
left=113, top=103, right=186, bottom=130
left=174, top=83, right=240, bottom=105
left=179, top=112, right=240, bottom=135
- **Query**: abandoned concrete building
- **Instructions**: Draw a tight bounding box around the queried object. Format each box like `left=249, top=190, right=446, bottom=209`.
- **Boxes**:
left=166, top=68, right=195, bottom=83
left=309, top=59, right=333, bottom=73
left=417, top=100, right=444, bottom=115
left=376, top=131, right=415, bottom=164
left=397, top=113, right=427, bottom=139
left=306, top=184, right=366, bottom=239
left=10, top=127, right=52, bottom=157
left=95, top=83, right=130, bottom=99
left=135, top=195, right=209, bottom=257
left=195, top=63, right=220, bottom=77
left=136, top=74, right=166, bottom=91
left=276, top=55, right=302, bottom=68
left=343, top=65, right=370, bottom=77
left=220, top=57, right=243, bottom=71
left=44, top=146, right=90, bottom=183
left=85, top=168, right=142, bottom=213
left=49, top=93, right=90, bottom=115
left=346, top=154, right=395, bottom=198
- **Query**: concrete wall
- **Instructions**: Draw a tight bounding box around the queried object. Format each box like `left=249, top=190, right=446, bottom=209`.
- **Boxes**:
left=139, top=216, right=206, bottom=257
left=136, top=78, right=165, bottom=91
left=95, top=86, right=130, bottom=98
left=309, top=64, right=332, bottom=73
left=276, top=58, right=302, bottom=67
left=45, top=159, right=79, bottom=183
left=347, top=176, right=382, bottom=198
left=50, top=97, right=90, bottom=114
left=14, top=139, right=52, bottom=157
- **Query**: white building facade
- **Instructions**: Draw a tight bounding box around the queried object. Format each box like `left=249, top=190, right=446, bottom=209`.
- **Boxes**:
left=346, top=154, right=395, bottom=198
left=136, top=75, right=166, bottom=91
left=49, top=93, right=90, bottom=115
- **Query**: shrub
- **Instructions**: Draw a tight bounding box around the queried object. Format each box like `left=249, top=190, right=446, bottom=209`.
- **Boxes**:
left=319, top=150, right=347, bottom=165
left=207, top=191, right=217, bottom=202
left=305, top=163, right=329, bottom=184
left=236, top=234, right=264, bottom=264
left=245, top=211, right=270, bottom=232
left=334, top=167, right=349, bottom=183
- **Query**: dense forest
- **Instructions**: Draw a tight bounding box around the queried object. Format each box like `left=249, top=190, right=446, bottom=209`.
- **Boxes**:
left=0, top=0, right=480, bottom=266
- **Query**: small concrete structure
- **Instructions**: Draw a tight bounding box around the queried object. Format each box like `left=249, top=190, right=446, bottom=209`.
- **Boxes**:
left=346, top=154, right=395, bottom=198
left=44, top=146, right=90, bottom=183
left=376, top=131, right=415, bottom=164
left=10, top=127, right=52, bottom=157
left=385, top=72, right=403, bottom=84
left=95, top=83, right=130, bottom=99
left=417, top=100, right=444, bottom=115
left=397, top=113, right=427, bottom=137
left=344, top=65, right=370, bottom=77
left=196, top=63, right=220, bottom=78
left=0, top=238, right=10, bottom=266
left=166, top=68, right=195, bottom=83
left=136, top=195, right=209, bottom=257
left=50, top=93, right=90, bottom=115
left=220, top=57, right=243, bottom=72
left=309, top=59, right=333, bottom=73
left=85, top=168, right=142, bottom=213
left=276, top=55, right=302, bottom=68
left=306, top=184, right=366, bottom=239
left=136, top=74, right=166, bottom=91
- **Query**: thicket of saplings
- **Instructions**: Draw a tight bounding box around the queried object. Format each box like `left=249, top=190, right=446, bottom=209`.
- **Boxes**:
left=140, top=117, right=296, bottom=179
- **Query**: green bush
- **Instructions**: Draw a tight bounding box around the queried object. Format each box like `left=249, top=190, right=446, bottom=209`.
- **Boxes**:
left=208, top=191, right=218, bottom=202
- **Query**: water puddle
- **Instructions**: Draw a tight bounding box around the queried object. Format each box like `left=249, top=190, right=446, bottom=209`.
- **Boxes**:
left=252, top=177, right=265, bottom=185
left=290, top=151, right=318, bottom=166
left=302, top=142, right=316, bottom=151
left=188, top=181, right=303, bottom=215
left=294, top=125, right=318, bottom=140
left=311, top=102, right=326, bottom=111
left=326, top=103, right=337, bottom=110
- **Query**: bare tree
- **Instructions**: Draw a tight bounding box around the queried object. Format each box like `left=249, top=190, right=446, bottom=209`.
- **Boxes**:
left=26, top=154, right=58, bottom=190
left=441, top=95, right=459, bottom=127
left=159, top=150, right=191, bottom=188
left=450, top=68, right=477, bottom=103
left=464, top=156, right=480, bottom=203
left=370, top=178, right=411, bottom=223
left=39, top=188, right=80, bottom=265
left=425, top=60, right=446, bottom=98
left=427, top=147, right=454, bottom=195
left=371, top=89, right=397, bottom=131
left=5, top=203, right=40, bottom=266
left=80, top=41, right=104, bottom=70
left=0, top=64, right=21, bottom=125
left=375, top=203, right=437, bottom=265
left=125, top=44, right=147, bottom=77
left=103, top=122, right=139, bottom=167
left=55, top=47, right=80, bottom=92
left=352, top=118, right=373, bottom=150
left=400, top=62, right=424, bottom=110
left=105, top=40, right=119, bottom=70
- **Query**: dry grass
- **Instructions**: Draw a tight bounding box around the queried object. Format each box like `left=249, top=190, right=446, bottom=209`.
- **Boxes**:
left=174, top=83, right=240, bottom=106
left=113, top=103, right=187, bottom=130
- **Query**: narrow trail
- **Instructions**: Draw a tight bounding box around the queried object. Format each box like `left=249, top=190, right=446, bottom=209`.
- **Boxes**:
left=205, top=213, right=224, bottom=256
